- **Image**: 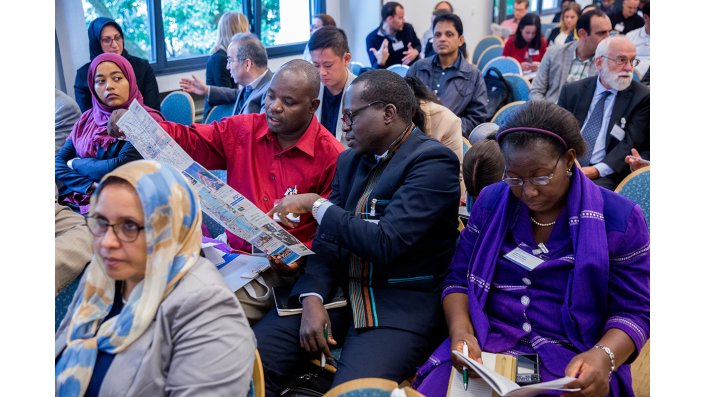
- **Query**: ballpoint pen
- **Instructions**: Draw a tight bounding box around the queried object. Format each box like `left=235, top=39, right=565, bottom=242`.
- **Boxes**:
left=462, top=340, right=469, bottom=391
left=321, top=323, right=328, bottom=368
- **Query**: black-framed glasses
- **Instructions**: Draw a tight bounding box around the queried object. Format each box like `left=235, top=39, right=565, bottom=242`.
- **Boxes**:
left=100, top=35, right=123, bottom=46
left=341, top=101, right=386, bottom=127
left=602, top=56, right=640, bottom=68
left=503, top=156, right=562, bottom=187
left=86, top=215, right=145, bottom=243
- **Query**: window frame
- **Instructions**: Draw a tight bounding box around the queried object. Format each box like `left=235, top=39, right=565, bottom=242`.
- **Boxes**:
left=133, top=0, right=325, bottom=75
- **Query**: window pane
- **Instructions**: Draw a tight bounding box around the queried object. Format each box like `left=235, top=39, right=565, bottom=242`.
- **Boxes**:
left=161, top=0, right=244, bottom=61
left=260, top=0, right=310, bottom=47
left=82, top=0, right=153, bottom=62
left=542, top=0, right=560, bottom=11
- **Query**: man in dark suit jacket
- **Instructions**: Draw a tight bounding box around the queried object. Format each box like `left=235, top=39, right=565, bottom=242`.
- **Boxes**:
left=180, top=33, right=272, bottom=117
left=254, top=70, right=460, bottom=394
left=558, top=36, right=649, bottom=190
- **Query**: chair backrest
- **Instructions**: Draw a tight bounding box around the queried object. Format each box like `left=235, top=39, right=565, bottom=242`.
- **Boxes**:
left=490, top=100, right=526, bottom=125
left=204, top=103, right=236, bottom=124
left=631, top=339, right=650, bottom=397
left=323, top=378, right=399, bottom=397
left=461, top=136, right=471, bottom=157
left=501, top=73, right=532, bottom=102
left=482, top=56, right=522, bottom=76
left=349, top=61, right=365, bottom=76
left=542, top=22, right=558, bottom=37
left=476, top=45, right=503, bottom=73
left=472, top=35, right=504, bottom=65
left=160, top=91, right=195, bottom=125
left=615, top=166, right=650, bottom=230
left=468, top=122, right=500, bottom=145
left=251, top=349, right=265, bottom=397
left=56, top=274, right=82, bottom=331
left=386, top=64, right=410, bottom=77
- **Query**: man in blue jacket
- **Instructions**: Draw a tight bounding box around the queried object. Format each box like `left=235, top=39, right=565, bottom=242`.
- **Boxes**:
left=254, top=70, right=460, bottom=395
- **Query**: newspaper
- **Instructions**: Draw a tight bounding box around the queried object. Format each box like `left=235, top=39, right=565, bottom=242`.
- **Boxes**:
left=116, top=100, right=313, bottom=265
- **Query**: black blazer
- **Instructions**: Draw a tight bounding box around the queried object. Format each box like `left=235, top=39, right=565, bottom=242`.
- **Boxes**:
left=291, top=129, right=460, bottom=336
left=558, top=75, right=650, bottom=182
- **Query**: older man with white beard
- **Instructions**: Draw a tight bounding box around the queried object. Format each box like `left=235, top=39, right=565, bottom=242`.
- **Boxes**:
left=557, top=36, right=649, bottom=190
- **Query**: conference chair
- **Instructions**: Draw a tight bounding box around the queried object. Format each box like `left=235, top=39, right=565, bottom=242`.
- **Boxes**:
left=476, top=45, right=503, bottom=74
left=349, top=61, right=365, bottom=76
left=490, top=101, right=526, bottom=125
left=542, top=22, right=558, bottom=37
left=248, top=349, right=265, bottom=397
left=55, top=274, right=82, bottom=331
left=615, top=166, right=650, bottom=230
left=204, top=103, right=236, bottom=124
left=631, top=340, right=650, bottom=397
left=160, top=91, right=195, bottom=125
left=472, top=35, right=504, bottom=65
left=323, top=378, right=426, bottom=397
left=482, top=56, right=522, bottom=76
left=468, top=122, right=500, bottom=145
left=386, top=64, right=410, bottom=77
left=501, top=73, right=532, bottom=102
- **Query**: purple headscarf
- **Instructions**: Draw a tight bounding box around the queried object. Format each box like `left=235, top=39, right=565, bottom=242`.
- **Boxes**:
left=69, top=53, right=163, bottom=158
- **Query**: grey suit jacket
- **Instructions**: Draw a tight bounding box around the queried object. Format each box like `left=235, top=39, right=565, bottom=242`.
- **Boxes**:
left=208, top=69, right=274, bottom=115
left=55, top=258, right=256, bottom=397
left=530, top=41, right=598, bottom=103
left=314, top=69, right=356, bottom=146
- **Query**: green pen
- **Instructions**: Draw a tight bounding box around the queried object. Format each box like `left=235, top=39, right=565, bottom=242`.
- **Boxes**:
left=321, top=323, right=328, bottom=368
left=462, top=340, right=469, bottom=391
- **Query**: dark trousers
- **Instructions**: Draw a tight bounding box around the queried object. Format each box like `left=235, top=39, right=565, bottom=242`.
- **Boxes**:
left=253, top=306, right=437, bottom=397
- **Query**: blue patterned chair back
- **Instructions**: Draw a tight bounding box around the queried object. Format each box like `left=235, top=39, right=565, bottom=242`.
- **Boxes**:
left=491, top=100, right=526, bottom=125
left=160, top=91, right=195, bottom=125
left=615, top=166, right=650, bottom=230
left=56, top=274, right=82, bottom=330
left=502, top=73, right=531, bottom=101
left=205, top=103, right=236, bottom=124
left=472, top=36, right=504, bottom=65
left=476, top=45, right=503, bottom=73
left=482, top=56, right=522, bottom=76
left=350, top=61, right=364, bottom=76
left=387, top=64, right=410, bottom=77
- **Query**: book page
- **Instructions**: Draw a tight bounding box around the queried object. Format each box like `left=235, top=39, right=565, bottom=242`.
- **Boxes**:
left=452, top=351, right=520, bottom=395
left=506, top=377, right=578, bottom=397
left=448, top=366, right=494, bottom=397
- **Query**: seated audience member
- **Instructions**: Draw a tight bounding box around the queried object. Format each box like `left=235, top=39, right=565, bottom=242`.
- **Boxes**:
left=625, top=148, right=649, bottom=172
left=203, top=11, right=250, bottom=119
left=55, top=160, right=255, bottom=396
left=55, top=89, right=82, bottom=154
left=421, top=1, right=453, bottom=51
left=180, top=33, right=273, bottom=117
left=547, top=2, right=581, bottom=47
left=366, top=1, right=422, bottom=69
left=254, top=70, right=460, bottom=393
left=75, top=17, right=159, bottom=112
left=461, top=137, right=505, bottom=210
left=530, top=9, right=612, bottom=102
left=558, top=36, right=649, bottom=190
left=112, top=60, right=344, bottom=323
left=55, top=190, right=93, bottom=295
left=610, top=0, right=644, bottom=35
left=598, top=0, right=615, bottom=15
left=406, top=75, right=464, bottom=202
left=500, top=0, right=529, bottom=34
left=407, top=13, right=489, bottom=136
left=304, top=13, right=337, bottom=61
left=56, top=53, right=164, bottom=214
left=640, top=67, right=649, bottom=86
left=551, top=0, right=572, bottom=22
left=413, top=100, right=649, bottom=397
left=503, top=13, right=547, bottom=73
left=308, top=26, right=356, bottom=144
left=626, top=1, right=649, bottom=78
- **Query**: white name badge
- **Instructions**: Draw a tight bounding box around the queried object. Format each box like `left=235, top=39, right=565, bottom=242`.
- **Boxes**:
left=504, top=247, right=544, bottom=271
left=392, top=40, right=404, bottom=51
left=528, top=48, right=540, bottom=56
left=615, top=23, right=625, bottom=32
left=610, top=124, right=626, bottom=141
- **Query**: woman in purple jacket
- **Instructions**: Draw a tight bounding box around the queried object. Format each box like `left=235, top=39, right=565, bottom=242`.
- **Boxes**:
left=414, top=101, right=649, bottom=397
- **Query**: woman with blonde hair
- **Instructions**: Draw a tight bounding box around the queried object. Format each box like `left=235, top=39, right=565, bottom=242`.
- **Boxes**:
left=548, top=2, right=582, bottom=46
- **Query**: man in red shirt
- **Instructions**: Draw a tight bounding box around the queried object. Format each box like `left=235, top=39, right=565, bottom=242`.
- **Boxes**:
left=111, top=59, right=345, bottom=322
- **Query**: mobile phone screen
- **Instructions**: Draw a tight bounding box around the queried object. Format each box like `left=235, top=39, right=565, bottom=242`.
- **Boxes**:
left=516, top=354, right=541, bottom=385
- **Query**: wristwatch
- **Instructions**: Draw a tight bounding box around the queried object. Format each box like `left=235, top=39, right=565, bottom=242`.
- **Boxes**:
left=311, top=197, right=329, bottom=220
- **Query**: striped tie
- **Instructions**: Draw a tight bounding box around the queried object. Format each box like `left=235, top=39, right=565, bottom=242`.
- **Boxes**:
left=579, top=91, right=612, bottom=166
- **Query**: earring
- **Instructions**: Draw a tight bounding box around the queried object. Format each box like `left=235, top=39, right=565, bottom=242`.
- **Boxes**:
left=566, top=169, right=573, bottom=177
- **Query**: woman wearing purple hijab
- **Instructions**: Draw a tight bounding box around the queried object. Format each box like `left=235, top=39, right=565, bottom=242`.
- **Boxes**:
left=414, top=101, right=649, bottom=397
left=56, top=53, right=164, bottom=214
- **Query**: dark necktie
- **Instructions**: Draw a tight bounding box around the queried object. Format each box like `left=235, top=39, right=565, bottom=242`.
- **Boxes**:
left=234, top=85, right=254, bottom=115
left=579, top=91, right=612, bottom=166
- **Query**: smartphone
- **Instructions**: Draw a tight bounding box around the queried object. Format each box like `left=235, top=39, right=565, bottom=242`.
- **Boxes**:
left=515, top=353, right=541, bottom=385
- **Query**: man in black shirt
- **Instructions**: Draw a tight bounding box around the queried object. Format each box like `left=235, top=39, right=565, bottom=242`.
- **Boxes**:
left=610, top=0, right=644, bottom=35
left=365, top=2, right=422, bottom=69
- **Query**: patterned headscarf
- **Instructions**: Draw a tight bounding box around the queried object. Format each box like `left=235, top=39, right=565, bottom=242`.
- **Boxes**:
left=69, top=53, right=163, bottom=158
left=55, top=160, right=202, bottom=396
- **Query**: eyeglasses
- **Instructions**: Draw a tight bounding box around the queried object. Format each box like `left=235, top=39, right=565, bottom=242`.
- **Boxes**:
left=602, top=56, right=640, bottom=68
left=86, top=215, right=145, bottom=243
left=503, top=156, right=562, bottom=187
left=101, top=34, right=123, bottom=46
left=342, top=101, right=386, bottom=127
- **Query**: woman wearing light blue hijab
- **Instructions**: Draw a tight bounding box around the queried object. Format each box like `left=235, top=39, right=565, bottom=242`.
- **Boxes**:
left=55, top=160, right=255, bottom=396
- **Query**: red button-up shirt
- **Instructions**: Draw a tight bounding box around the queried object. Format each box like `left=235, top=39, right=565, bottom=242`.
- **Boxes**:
left=160, top=113, right=344, bottom=251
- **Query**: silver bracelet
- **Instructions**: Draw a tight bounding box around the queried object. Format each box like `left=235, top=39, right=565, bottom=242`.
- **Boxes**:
left=311, top=198, right=329, bottom=220
left=593, top=344, right=615, bottom=378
